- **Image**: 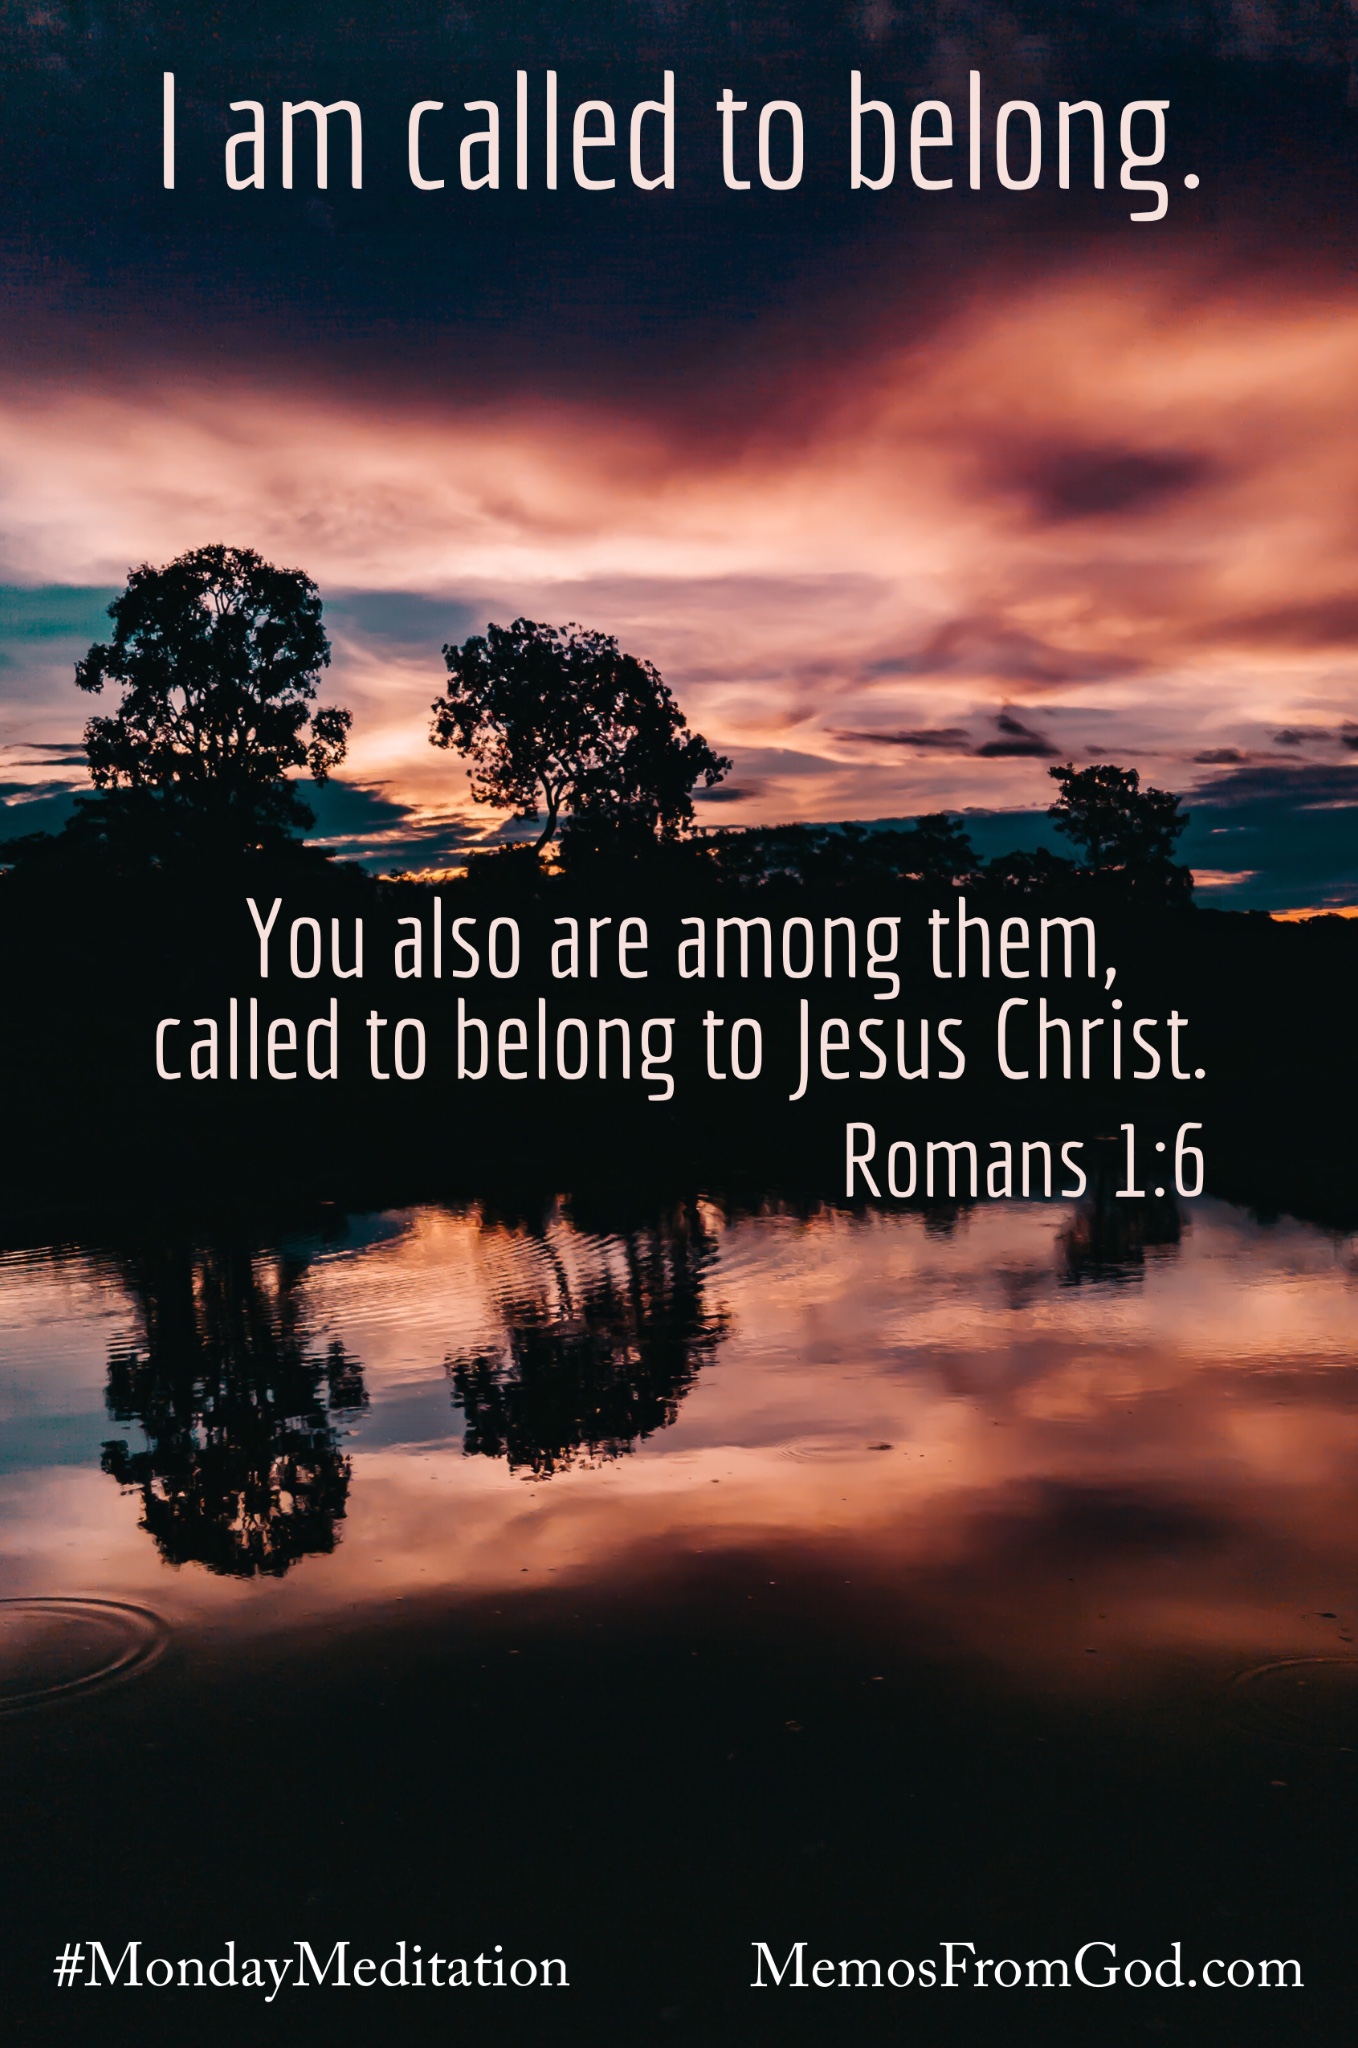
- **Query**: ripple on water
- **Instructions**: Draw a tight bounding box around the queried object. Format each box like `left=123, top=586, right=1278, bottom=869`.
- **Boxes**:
left=0, top=1599, right=168, bottom=1714
left=1226, top=1657, right=1358, bottom=1751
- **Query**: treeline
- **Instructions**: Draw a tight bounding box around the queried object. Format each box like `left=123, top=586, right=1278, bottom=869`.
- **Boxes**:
left=466, top=803, right=1188, bottom=902
left=2, top=544, right=1192, bottom=905
left=3, top=543, right=1355, bottom=1235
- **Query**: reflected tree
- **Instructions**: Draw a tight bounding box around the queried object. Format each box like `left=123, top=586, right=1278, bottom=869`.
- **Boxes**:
left=446, top=1204, right=727, bottom=1475
left=1058, top=1151, right=1182, bottom=1285
left=101, top=1242, right=367, bottom=1576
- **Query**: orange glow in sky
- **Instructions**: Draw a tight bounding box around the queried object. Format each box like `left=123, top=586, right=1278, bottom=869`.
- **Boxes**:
left=3, top=254, right=1358, bottom=852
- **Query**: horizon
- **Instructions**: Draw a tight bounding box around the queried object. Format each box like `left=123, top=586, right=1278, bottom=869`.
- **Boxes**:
left=3, top=572, right=1354, bottom=912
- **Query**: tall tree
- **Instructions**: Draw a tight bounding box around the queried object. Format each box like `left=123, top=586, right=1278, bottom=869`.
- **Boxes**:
left=1047, top=761, right=1191, bottom=898
left=74, top=544, right=351, bottom=854
left=430, top=617, right=730, bottom=852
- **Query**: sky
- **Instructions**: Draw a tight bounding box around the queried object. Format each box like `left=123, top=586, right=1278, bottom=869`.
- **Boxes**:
left=4, top=2, right=1358, bottom=907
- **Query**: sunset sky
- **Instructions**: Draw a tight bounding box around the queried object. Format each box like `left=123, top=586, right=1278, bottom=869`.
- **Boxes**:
left=4, top=2, right=1358, bottom=907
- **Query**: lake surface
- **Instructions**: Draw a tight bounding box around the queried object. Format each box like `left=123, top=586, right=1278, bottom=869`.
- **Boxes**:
left=2, top=1195, right=1356, bottom=2044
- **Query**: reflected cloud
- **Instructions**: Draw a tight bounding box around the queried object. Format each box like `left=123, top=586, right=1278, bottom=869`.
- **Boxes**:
left=1, top=1197, right=1355, bottom=1693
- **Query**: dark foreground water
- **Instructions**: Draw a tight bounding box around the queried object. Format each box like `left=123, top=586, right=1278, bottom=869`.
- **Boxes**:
left=1, top=1196, right=1355, bottom=2046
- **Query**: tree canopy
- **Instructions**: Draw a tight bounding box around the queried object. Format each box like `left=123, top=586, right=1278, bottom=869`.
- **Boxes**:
left=703, top=813, right=981, bottom=888
left=73, top=543, right=351, bottom=855
left=430, top=617, right=730, bottom=853
left=1048, top=761, right=1191, bottom=899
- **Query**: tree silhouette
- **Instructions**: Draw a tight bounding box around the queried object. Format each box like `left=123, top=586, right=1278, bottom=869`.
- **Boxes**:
left=74, top=544, right=351, bottom=856
left=705, top=813, right=979, bottom=888
left=1047, top=762, right=1191, bottom=900
left=982, top=845, right=1077, bottom=894
left=430, top=618, right=730, bottom=853
left=100, top=1241, right=367, bottom=1577
left=446, top=1204, right=727, bottom=1475
left=899, top=811, right=980, bottom=881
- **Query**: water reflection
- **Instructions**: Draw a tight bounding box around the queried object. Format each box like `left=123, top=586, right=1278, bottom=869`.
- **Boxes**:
left=4, top=1195, right=1356, bottom=2048
left=5, top=1192, right=1357, bottom=2048
left=1058, top=1178, right=1182, bottom=1285
left=1, top=1192, right=1354, bottom=1685
left=99, top=1243, right=367, bottom=1578
left=446, top=1201, right=727, bottom=1475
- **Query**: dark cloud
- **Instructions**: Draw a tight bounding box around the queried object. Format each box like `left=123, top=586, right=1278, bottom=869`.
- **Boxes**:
left=1265, top=723, right=1358, bottom=750
left=299, top=778, right=484, bottom=871
left=833, top=726, right=971, bottom=751
left=693, top=783, right=757, bottom=802
left=1216, top=596, right=1358, bottom=648
left=1192, top=747, right=1250, bottom=764
left=0, top=780, right=79, bottom=803
left=1181, top=761, right=1358, bottom=908
left=4, top=0, right=1355, bottom=443
left=997, top=442, right=1215, bottom=524
left=973, top=710, right=1059, bottom=759
left=1190, top=761, right=1358, bottom=809
left=0, top=742, right=88, bottom=767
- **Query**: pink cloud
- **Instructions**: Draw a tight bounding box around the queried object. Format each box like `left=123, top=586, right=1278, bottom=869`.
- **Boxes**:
left=4, top=254, right=1358, bottom=830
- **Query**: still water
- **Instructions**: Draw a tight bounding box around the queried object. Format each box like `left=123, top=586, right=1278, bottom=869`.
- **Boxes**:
left=2, top=1195, right=1356, bottom=2045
